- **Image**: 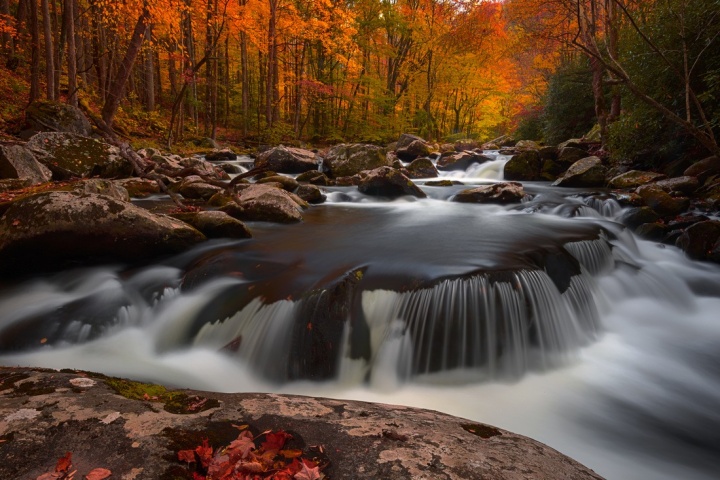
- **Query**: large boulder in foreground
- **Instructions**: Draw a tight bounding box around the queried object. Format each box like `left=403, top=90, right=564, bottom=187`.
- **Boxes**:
left=221, top=184, right=304, bottom=223
left=357, top=166, right=426, bottom=198
left=23, top=100, right=92, bottom=137
left=322, top=143, right=391, bottom=178
left=453, top=182, right=525, bottom=204
left=552, top=156, right=607, bottom=188
left=0, top=367, right=603, bottom=480
left=0, top=144, right=52, bottom=185
left=27, top=132, right=133, bottom=179
left=254, top=146, right=319, bottom=173
left=0, top=191, right=205, bottom=273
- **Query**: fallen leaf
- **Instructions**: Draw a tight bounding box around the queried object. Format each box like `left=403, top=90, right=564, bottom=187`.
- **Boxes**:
left=280, top=449, right=303, bottom=459
left=293, top=459, right=321, bottom=480
left=100, top=412, right=121, bottom=424
left=11, top=219, right=20, bottom=226
left=35, top=473, right=62, bottom=480
left=177, top=449, right=196, bottom=463
left=56, top=452, right=72, bottom=473
left=261, top=430, right=292, bottom=452
left=85, top=468, right=112, bottom=479
left=195, top=438, right=213, bottom=468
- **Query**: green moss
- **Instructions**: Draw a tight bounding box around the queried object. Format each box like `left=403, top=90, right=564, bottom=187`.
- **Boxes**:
left=104, top=378, right=219, bottom=415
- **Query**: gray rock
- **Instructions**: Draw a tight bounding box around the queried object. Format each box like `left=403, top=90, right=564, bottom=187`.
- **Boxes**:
left=608, top=170, right=667, bottom=189
left=676, top=221, right=720, bottom=262
left=257, top=175, right=299, bottom=191
left=683, top=155, right=720, bottom=183
left=515, top=139, right=541, bottom=150
left=618, top=206, right=660, bottom=230
left=405, top=157, right=438, bottom=178
left=0, top=144, right=52, bottom=185
left=114, top=177, right=162, bottom=198
left=70, top=179, right=130, bottom=201
left=453, top=182, right=525, bottom=204
left=27, top=132, right=133, bottom=179
left=24, top=100, right=92, bottom=136
left=455, top=139, right=480, bottom=152
left=636, top=184, right=690, bottom=217
left=653, top=176, right=699, bottom=195
left=0, top=191, right=205, bottom=272
left=204, top=149, right=238, bottom=161
left=295, top=184, right=326, bottom=204
left=357, top=166, right=426, bottom=198
left=553, top=156, right=607, bottom=188
left=557, top=146, right=589, bottom=166
left=504, top=150, right=542, bottom=181
left=396, top=139, right=431, bottom=161
left=396, top=133, right=426, bottom=150
left=221, top=184, right=304, bottom=223
left=255, top=146, right=319, bottom=173
left=322, top=144, right=390, bottom=178
left=438, top=151, right=491, bottom=171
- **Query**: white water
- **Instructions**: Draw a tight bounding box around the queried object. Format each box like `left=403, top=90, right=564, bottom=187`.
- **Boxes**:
left=2, top=152, right=720, bottom=479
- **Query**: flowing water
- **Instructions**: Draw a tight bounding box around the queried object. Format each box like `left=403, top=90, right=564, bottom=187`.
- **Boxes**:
left=1, top=152, right=720, bottom=479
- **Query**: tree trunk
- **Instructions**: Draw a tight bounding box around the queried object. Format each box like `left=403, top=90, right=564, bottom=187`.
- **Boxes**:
left=144, top=26, right=154, bottom=111
left=101, top=5, right=151, bottom=128
left=240, top=24, right=249, bottom=137
left=265, top=0, right=278, bottom=127
left=64, top=0, right=78, bottom=106
left=41, top=0, right=54, bottom=100
left=28, top=0, right=40, bottom=104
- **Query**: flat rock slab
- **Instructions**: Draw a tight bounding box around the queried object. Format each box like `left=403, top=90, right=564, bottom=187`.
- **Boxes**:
left=0, top=368, right=603, bottom=479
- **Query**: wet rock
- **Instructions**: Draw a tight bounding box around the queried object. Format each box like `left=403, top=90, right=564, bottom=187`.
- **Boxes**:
left=357, top=166, right=426, bottom=198
left=617, top=206, right=660, bottom=230
left=700, top=180, right=720, bottom=208
left=504, top=150, right=541, bottom=181
left=683, top=155, right=720, bottom=183
left=425, top=180, right=463, bottom=187
left=257, top=175, right=299, bottom=192
left=404, top=157, right=438, bottom=178
left=27, top=132, right=132, bottom=179
left=636, top=184, right=690, bottom=217
left=0, top=367, right=604, bottom=480
left=221, top=184, right=304, bottom=223
left=218, top=162, right=242, bottom=174
left=0, top=144, right=52, bottom=185
left=204, top=149, right=238, bottom=161
left=179, top=156, right=230, bottom=180
left=322, top=144, right=390, bottom=178
left=295, top=184, right=326, bottom=204
left=635, top=222, right=668, bottom=241
left=296, top=170, right=331, bottom=186
left=437, top=151, right=491, bottom=171
left=396, top=139, right=431, bottom=161
left=0, top=191, right=205, bottom=273
left=173, top=176, right=222, bottom=200
left=452, top=182, right=525, bottom=204
left=515, top=139, right=541, bottom=150
left=667, top=214, right=709, bottom=231
left=169, top=211, right=252, bottom=239
left=396, top=133, right=426, bottom=150
left=23, top=100, right=92, bottom=137
left=608, top=170, right=667, bottom=189
left=114, top=177, right=162, bottom=198
left=70, top=179, right=129, bottom=201
left=207, top=191, right=236, bottom=207
left=676, top=221, right=720, bottom=262
left=334, top=175, right=362, bottom=186
left=653, top=176, right=699, bottom=195
left=552, top=156, right=607, bottom=188
left=254, top=145, right=319, bottom=173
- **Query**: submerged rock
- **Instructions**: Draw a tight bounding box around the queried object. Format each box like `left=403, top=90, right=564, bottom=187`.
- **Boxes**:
left=0, top=144, right=52, bottom=185
left=452, top=182, right=525, bottom=204
left=0, top=191, right=205, bottom=273
left=357, top=166, right=426, bottom=198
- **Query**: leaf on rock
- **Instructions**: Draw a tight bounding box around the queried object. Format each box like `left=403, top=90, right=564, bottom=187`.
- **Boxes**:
left=279, top=449, right=303, bottom=459
left=261, top=430, right=292, bottom=452
left=55, top=452, right=72, bottom=473
left=195, top=438, right=213, bottom=468
left=293, top=459, right=321, bottom=480
left=177, top=449, right=196, bottom=463
left=84, top=468, right=112, bottom=480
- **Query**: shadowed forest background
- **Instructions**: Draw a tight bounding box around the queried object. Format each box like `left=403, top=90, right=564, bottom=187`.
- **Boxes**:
left=0, top=0, right=719, bottom=162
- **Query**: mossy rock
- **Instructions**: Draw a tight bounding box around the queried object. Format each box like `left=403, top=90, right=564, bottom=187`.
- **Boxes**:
left=105, top=377, right=220, bottom=414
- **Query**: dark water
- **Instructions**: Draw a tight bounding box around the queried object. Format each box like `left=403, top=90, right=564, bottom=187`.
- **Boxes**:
left=1, top=153, right=720, bottom=479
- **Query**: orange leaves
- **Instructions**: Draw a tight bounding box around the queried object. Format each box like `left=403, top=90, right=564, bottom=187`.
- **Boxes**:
left=176, top=427, right=325, bottom=480
left=35, top=452, right=112, bottom=480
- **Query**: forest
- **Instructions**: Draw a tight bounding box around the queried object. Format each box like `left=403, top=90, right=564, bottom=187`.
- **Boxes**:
left=0, top=0, right=719, bottom=161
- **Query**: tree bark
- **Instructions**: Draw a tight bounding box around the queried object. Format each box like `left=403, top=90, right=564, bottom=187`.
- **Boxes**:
left=64, top=0, right=78, bottom=107
left=144, top=26, right=155, bottom=111
left=28, top=0, right=40, bottom=104
left=41, top=0, right=54, bottom=100
left=101, top=5, right=152, bottom=128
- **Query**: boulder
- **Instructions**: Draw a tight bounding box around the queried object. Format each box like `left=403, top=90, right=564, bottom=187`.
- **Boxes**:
left=701, top=180, right=720, bottom=208
left=653, top=176, right=699, bottom=195
left=617, top=206, right=660, bottom=230
left=257, top=175, right=299, bottom=191
left=357, top=166, right=426, bottom=198
left=538, top=146, right=559, bottom=162
left=552, top=156, right=607, bottom=188
left=177, top=178, right=223, bottom=200
left=255, top=146, right=319, bottom=173
left=27, top=132, right=132, bottom=179
left=322, top=144, right=391, bottom=178
left=295, top=184, right=326, bottom=204
left=437, top=151, right=491, bottom=171
left=636, top=184, right=690, bottom=217
left=515, top=140, right=541, bottom=150
left=452, top=182, right=525, bottom=204
left=425, top=180, right=463, bottom=187
left=204, top=149, right=238, bottom=161
left=70, top=179, right=129, bottom=201
left=221, top=184, right=304, bottom=223
left=179, top=156, right=229, bottom=180
left=0, top=144, right=52, bottom=185
left=683, top=156, right=720, bottom=183
left=296, top=170, right=331, bottom=186
left=504, top=150, right=542, bottom=181
left=557, top=139, right=585, bottom=150
left=634, top=222, right=668, bottom=241
left=557, top=146, right=589, bottom=166
left=169, top=210, right=252, bottom=239
left=24, top=100, right=92, bottom=137
left=396, top=139, right=431, bottom=161
left=676, top=221, right=720, bottom=262
left=114, top=177, right=162, bottom=198
left=0, top=191, right=205, bottom=272
left=396, top=133, right=426, bottom=150
left=608, top=170, right=667, bottom=189
left=405, top=157, right=438, bottom=178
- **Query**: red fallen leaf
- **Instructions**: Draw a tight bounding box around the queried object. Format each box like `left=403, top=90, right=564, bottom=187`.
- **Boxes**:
left=187, top=397, right=208, bottom=411
left=237, top=459, right=266, bottom=473
left=178, top=449, right=196, bottom=463
left=35, top=473, right=62, bottom=480
left=294, top=459, right=321, bottom=480
left=261, top=430, right=292, bottom=452
left=192, top=473, right=206, bottom=480
left=195, top=438, right=213, bottom=468
left=11, top=219, right=20, bottom=226
left=225, top=430, right=255, bottom=461
left=279, top=449, right=303, bottom=459
left=56, top=452, right=72, bottom=472
left=85, top=468, right=112, bottom=479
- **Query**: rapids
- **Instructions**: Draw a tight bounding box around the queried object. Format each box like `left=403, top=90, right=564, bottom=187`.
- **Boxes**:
left=1, top=151, right=720, bottom=479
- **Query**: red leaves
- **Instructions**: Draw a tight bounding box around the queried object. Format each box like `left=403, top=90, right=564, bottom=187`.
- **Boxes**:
left=176, top=428, right=325, bottom=480
left=36, top=452, right=112, bottom=480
